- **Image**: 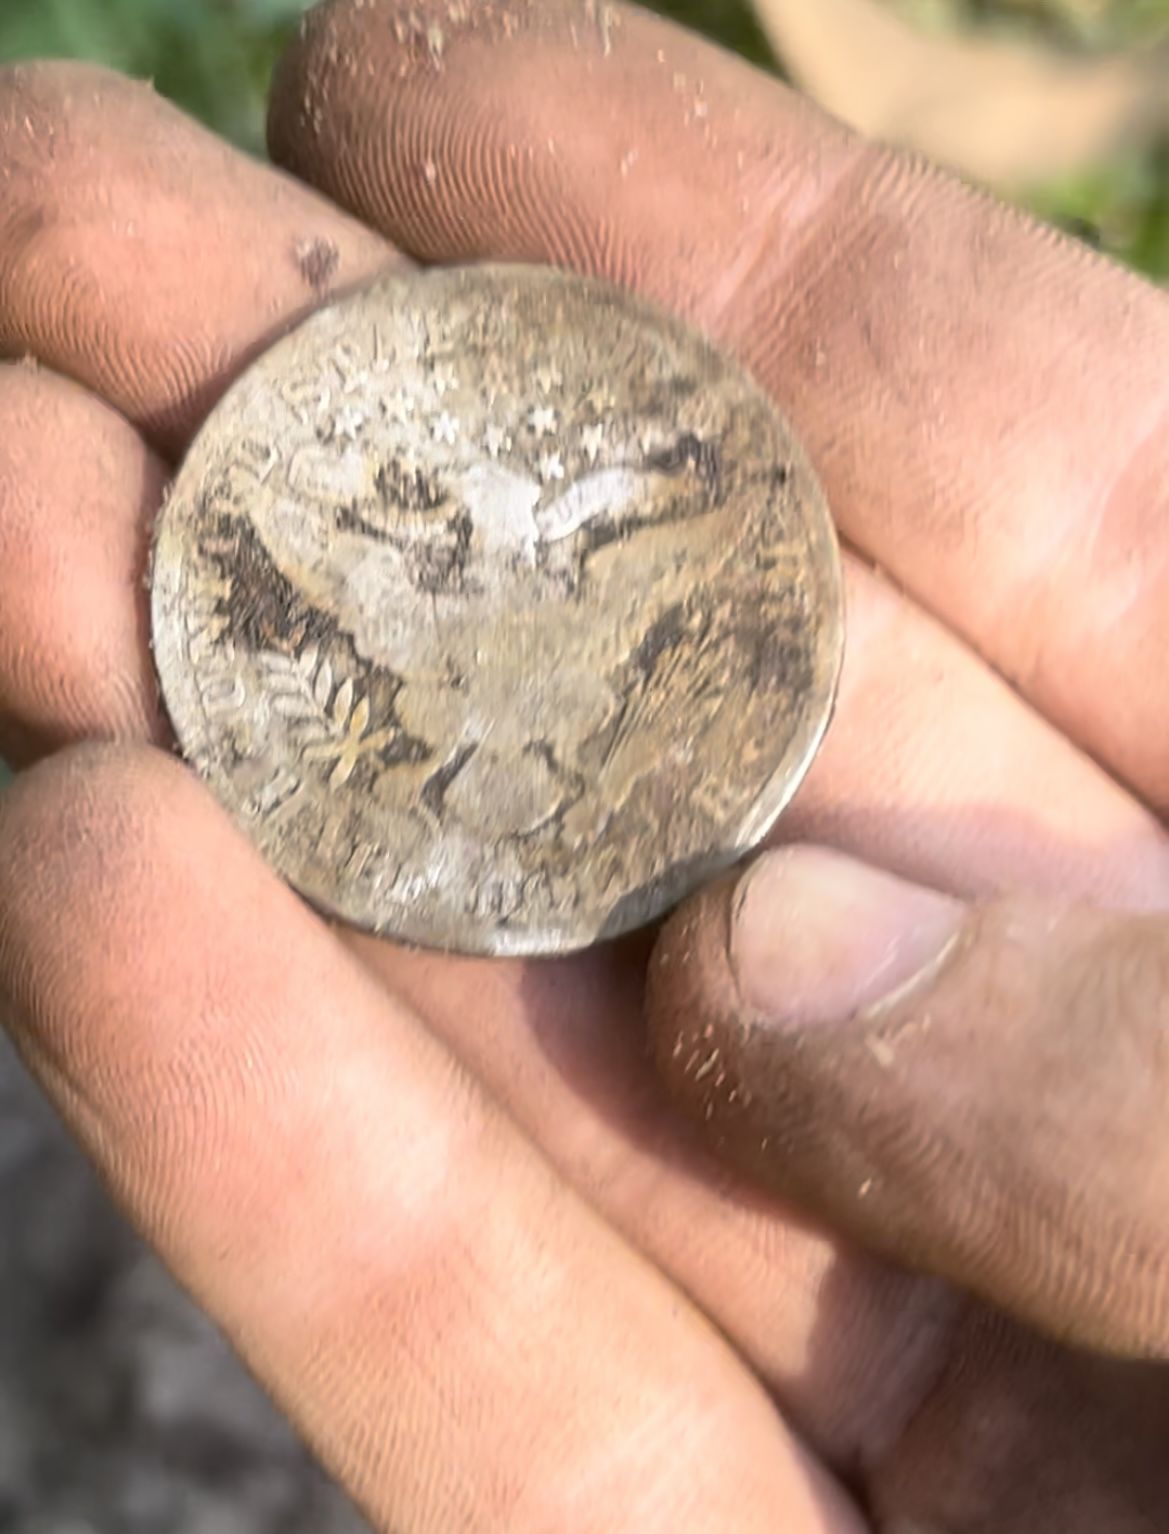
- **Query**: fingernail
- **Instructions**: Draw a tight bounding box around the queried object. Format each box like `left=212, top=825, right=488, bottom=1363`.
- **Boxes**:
left=730, top=847, right=965, bottom=1024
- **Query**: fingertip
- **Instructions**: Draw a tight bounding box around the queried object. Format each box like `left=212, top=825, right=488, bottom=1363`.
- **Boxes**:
left=729, top=847, right=964, bottom=1025
left=269, top=0, right=852, bottom=322
left=647, top=847, right=964, bottom=1142
left=0, top=740, right=303, bottom=1094
left=651, top=848, right=1169, bottom=1357
left=0, top=59, right=398, bottom=450
left=0, top=364, right=169, bottom=763
left=0, top=741, right=203, bottom=985
left=0, top=738, right=169, bottom=891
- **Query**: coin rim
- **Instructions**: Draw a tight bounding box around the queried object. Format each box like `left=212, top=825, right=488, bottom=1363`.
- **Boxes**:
left=150, top=262, right=845, bottom=955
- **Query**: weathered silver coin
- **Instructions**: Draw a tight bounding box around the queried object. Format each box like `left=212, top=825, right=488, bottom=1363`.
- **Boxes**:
left=151, top=265, right=843, bottom=955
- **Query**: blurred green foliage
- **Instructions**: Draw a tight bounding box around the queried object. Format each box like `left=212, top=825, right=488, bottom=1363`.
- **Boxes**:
left=644, top=0, right=777, bottom=64
left=894, top=0, right=1169, bottom=48
left=0, top=0, right=1163, bottom=276
left=1031, top=141, right=1169, bottom=277
left=0, top=0, right=304, bottom=152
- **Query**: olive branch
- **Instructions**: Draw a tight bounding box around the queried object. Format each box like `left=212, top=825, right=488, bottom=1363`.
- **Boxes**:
left=256, top=645, right=397, bottom=789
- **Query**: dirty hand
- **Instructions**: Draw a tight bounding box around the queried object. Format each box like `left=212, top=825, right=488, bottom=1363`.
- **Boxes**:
left=0, top=3, right=1167, bottom=1532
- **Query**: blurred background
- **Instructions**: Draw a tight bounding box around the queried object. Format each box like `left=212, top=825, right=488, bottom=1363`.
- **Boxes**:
left=0, top=2, right=1165, bottom=1530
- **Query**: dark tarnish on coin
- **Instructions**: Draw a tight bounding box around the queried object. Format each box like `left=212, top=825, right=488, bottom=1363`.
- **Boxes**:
left=151, top=265, right=843, bottom=955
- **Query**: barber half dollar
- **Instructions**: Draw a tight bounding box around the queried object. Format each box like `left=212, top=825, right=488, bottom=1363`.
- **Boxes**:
left=150, top=265, right=843, bottom=955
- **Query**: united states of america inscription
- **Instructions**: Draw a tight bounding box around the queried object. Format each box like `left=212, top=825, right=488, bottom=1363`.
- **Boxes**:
left=150, top=265, right=843, bottom=954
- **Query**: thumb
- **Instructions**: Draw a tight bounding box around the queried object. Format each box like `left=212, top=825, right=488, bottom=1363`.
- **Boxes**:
left=646, top=847, right=1169, bottom=1359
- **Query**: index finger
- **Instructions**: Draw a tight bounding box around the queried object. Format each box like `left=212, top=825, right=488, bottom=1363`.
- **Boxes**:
left=268, top=0, right=1169, bottom=812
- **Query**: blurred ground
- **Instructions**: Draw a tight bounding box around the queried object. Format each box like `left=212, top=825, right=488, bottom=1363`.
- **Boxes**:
left=0, top=2, right=1165, bottom=1530
left=0, top=1033, right=366, bottom=1533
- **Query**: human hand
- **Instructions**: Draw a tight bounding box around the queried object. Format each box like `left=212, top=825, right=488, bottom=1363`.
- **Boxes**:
left=0, top=2, right=1167, bottom=1530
